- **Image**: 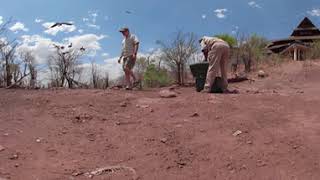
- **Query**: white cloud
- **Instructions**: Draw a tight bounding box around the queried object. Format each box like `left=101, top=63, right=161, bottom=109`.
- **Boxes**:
left=214, top=9, right=227, bottom=19
left=308, top=9, right=320, bottom=17
left=0, top=16, right=3, bottom=25
left=78, top=29, right=84, bottom=34
left=231, top=25, right=239, bottom=34
left=35, top=19, right=43, bottom=23
left=248, top=1, right=262, bottom=8
left=42, top=22, right=76, bottom=36
left=17, top=35, right=56, bottom=64
left=89, top=12, right=98, bottom=23
left=101, top=53, right=109, bottom=57
left=103, top=57, right=123, bottom=80
left=83, top=10, right=101, bottom=30
left=17, top=33, right=107, bottom=65
left=65, top=34, right=107, bottom=56
left=82, top=18, right=89, bottom=22
left=87, top=23, right=101, bottom=30
left=9, top=22, right=29, bottom=33
left=202, top=14, right=207, bottom=19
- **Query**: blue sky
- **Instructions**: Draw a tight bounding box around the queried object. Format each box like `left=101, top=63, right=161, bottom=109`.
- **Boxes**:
left=0, top=0, right=320, bottom=79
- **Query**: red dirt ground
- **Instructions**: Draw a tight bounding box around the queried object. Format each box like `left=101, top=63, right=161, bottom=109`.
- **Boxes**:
left=1, top=61, right=320, bottom=180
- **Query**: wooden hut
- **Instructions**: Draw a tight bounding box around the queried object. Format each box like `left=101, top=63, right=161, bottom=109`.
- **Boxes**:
left=267, top=17, right=320, bottom=61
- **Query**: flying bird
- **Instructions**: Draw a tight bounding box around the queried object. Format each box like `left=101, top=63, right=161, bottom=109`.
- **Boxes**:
left=80, top=47, right=86, bottom=52
left=52, top=44, right=60, bottom=49
left=125, top=10, right=133, bottom=14
left=50, top=22, right=73, bottom=28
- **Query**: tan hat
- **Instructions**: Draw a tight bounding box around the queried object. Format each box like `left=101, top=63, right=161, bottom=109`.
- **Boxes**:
left=119, top=27, right=129, bottom=32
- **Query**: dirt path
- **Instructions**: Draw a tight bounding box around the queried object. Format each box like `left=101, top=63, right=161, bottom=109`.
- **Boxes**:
left=0, top=61, right=320, bottom=180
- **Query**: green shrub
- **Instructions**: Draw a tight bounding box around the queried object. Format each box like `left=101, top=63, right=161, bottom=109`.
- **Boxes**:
left=143, top=64, right=172, bottom=88
left=215, top=34, right=237, bottom=48
left=308, top=40, right=320, bottom=60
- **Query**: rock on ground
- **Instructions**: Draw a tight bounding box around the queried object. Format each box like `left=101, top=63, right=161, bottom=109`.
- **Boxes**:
left=159, top=90, right=177, bottom=98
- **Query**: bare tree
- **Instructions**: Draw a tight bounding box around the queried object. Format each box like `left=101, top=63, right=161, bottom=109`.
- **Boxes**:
left=157, top=31, right=198, bottom=85
left=48, top=45, right=86, bottom=88
left=0, top=40, right=18, bottom=87
left=91, top=60, right=99, bottom=88
left=90, top=60, right=109, bottom=89
left=237, top=34, right=269, bottom=72
left=19, top=51, right=37, bottom=88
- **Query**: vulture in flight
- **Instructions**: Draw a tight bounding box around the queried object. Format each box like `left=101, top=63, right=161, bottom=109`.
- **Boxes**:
left=125, top=10, right=133, bottom=14
left=50, top=22, right=73, bottom=28
left=80, top=47, right=86, bottom=52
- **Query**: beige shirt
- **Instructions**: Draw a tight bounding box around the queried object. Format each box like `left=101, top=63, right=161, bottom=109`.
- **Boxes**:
left=121, top=34, right=139, bottom=57
left=200, top=36, right=226, bottom=52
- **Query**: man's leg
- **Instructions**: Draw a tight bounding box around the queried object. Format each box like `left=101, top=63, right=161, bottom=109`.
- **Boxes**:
left=129, top=70, right=136, bottom=82
left=205, top=46, right=222, bottom=91
left=220, top=45, right=230, bottom=91
left=124, top=68, right=131, bottom=88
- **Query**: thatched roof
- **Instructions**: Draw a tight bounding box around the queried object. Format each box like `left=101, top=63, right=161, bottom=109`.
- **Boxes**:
left=267, top=17, right=320, bottom=53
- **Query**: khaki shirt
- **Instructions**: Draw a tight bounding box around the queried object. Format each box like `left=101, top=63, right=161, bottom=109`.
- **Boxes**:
left=200, top=36, right=226, bottom=52
left=121, top=34, right=139, bottom=57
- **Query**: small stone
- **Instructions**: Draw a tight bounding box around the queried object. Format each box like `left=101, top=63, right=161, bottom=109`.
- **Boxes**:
left=72, top=171, right=83, bottom=176
left=0, top=145, right=5, bottom=152
left=36, top=138, right=41, bottom=143
left=257, top=160, right=267, bottom=167
left=159, top=90, right=177, bottom=98
left=190, top=112, right=199, bottom=117
left=10, top=154, right=19, bottom=160
left=258, top=70, right=268, bottom=78
left=150, top=109, right=154, bottom=113
left=120, top=102, right=127, bottom=107
left=247, top=141, right=253, bottom=145
left=240, top=164, right=247, bottom=170
left=297, top=90, right=304, bottom=94
left=14, top=163, right=20, bottom=168
left=160, top=138, right=168, bottom=143
left=233, top=130, right=242, bottom=137
left=115, top=121, right=121, bottom=126
left=3, top=133, right=9, bottom=137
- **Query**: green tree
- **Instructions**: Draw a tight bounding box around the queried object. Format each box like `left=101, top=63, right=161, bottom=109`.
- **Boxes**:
left=215, top=34, right=237, bottom=48
left=143, top=64, right=172, bottom=88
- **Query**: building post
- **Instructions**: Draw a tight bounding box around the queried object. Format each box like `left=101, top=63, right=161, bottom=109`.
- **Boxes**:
left=294, top=47, right=298, bottom=61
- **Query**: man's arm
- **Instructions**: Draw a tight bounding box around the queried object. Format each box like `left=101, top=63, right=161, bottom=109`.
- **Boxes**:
left=132, top=43, right=139, bottom=60
left=200, top=40, right=208, bottom=62
left=202, top=49, right=208, bottom=62
left=118, top=43, right=125, bottom=63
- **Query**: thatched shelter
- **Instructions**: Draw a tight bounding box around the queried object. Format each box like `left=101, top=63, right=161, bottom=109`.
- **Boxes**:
left=267, top=17, right=320, bottom=60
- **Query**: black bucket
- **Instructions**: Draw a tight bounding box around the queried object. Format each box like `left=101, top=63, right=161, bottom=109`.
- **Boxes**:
left=190, top=62, right=223, bottom=93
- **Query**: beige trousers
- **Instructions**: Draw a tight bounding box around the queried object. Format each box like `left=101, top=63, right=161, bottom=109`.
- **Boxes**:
left=205, top=42, right=230, bottom=91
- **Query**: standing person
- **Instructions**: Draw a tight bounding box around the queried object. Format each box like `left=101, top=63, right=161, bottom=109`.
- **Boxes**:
left=118, top=27, right=140, bottom=90
left=199, top=36, right=230, bottom=93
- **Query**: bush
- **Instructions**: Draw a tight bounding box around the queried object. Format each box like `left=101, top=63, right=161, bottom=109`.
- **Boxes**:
left=215, top=34, right=237, bottom=48
left=308, top=40, right=320, bottom=60
left=143, top=64, right=172, bottom=88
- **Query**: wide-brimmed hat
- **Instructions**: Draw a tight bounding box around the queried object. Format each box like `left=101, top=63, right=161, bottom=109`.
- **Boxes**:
left=119, top=27, right=129, bottom=32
